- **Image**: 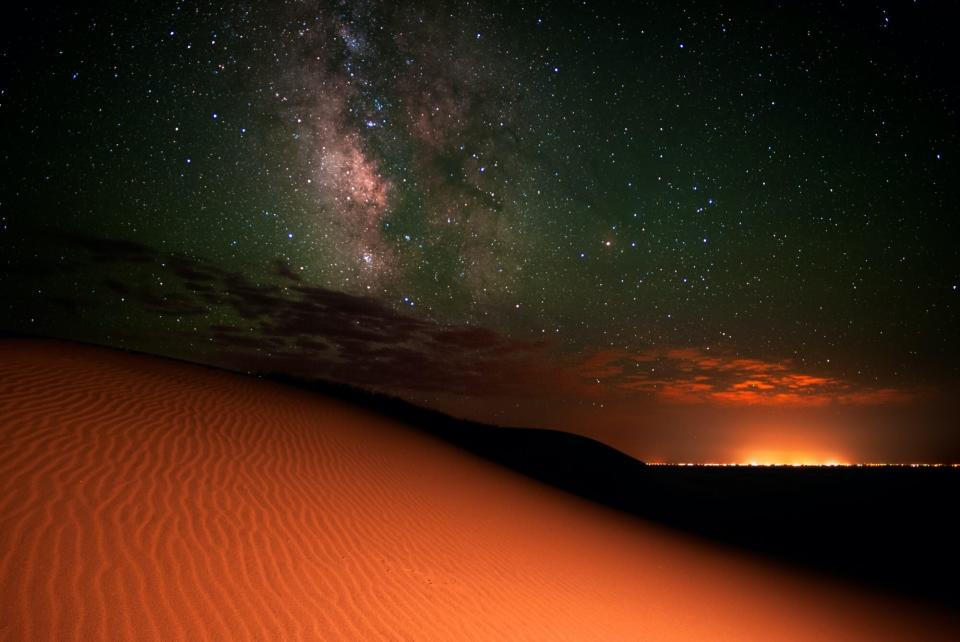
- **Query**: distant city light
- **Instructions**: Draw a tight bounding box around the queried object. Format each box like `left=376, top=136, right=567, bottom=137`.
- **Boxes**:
left=646, top=462, right=959, bottom=468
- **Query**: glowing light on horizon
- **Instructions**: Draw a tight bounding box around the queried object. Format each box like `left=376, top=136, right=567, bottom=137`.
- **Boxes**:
left=737, top=451, right=849, bottom=467
left=646, top=462, right=959, bottom=468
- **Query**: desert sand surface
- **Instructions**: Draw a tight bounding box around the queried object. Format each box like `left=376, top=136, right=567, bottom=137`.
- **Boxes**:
left=1, top=339, right=956, bottom=641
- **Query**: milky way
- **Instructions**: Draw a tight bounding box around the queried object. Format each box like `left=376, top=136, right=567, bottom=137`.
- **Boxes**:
left=2, top=1, right=959, bottom=462
left=271, top=2, right=543, bottom=302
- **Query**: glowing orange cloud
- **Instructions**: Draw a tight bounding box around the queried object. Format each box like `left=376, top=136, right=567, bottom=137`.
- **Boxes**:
left=576, top=347, right=917, bottom=408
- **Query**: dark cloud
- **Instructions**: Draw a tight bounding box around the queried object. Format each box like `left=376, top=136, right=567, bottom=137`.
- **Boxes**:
left=6, top=232, right=939, bottom=410
left=577, top=347, right=922, bottom=408
left=52, top=234, right=553, bottom=398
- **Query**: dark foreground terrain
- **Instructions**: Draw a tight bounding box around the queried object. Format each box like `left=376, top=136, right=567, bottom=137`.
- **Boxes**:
left=636, top=464, right=959, bottom=609
left=271, top=372, right=960, bottom=611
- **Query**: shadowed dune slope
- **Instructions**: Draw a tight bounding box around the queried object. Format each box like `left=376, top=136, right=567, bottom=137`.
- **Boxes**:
left=1, top=339, right=957, bottom=641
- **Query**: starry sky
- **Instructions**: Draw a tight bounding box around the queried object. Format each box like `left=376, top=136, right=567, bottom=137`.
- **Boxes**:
left=2, top=1, right=959, bottom=462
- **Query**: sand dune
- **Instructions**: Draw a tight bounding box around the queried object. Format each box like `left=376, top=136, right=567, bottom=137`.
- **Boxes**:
left=0, top=339, right=956, bottom=640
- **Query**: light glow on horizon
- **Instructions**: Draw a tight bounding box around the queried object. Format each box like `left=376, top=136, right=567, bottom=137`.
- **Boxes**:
left=735, top=449, right=849, bottom=467
left=646, top=462, right=959, bottom=468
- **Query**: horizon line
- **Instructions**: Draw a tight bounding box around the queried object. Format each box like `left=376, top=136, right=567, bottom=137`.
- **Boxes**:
left=646, top=462, right=960, bottom=468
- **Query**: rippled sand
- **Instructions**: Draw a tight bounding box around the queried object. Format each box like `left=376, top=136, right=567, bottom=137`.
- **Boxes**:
left=1, top=339, right=956, bottom=640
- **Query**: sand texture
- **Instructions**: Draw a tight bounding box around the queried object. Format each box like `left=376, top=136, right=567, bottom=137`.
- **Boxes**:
left=1, top=339, right=956, bottom=640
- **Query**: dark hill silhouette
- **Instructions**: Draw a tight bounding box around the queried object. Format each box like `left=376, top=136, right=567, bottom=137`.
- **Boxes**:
left=263, top=372, right=649, bottom=505
left=265, top=371, right=960, bottom=612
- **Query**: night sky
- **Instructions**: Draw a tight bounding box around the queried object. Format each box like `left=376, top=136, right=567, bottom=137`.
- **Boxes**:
left=2, top=1, right=958, bottom=463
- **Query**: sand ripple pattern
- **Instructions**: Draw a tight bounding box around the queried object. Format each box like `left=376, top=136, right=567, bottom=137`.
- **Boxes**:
left=1, top=340, right=957, bottom=641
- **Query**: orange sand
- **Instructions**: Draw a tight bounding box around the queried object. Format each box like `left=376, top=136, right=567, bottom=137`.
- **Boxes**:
left=1, top=339, right=956, bottom=640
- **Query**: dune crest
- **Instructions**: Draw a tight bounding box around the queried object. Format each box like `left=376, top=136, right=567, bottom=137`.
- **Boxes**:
left=1, top=340, right=956, bottom=640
